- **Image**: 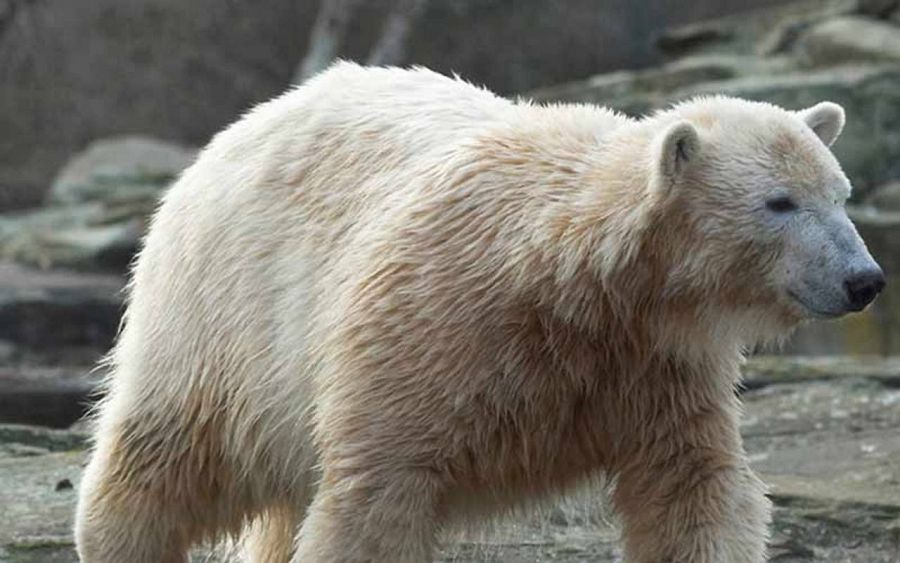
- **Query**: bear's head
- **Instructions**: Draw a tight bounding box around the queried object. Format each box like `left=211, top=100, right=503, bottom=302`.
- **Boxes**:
left=646, top=97, right=883, bottom=343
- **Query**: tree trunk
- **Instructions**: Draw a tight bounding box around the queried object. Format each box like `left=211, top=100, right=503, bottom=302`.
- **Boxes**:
left=366, top=0, right=428, bottom=67
left=294, top=0, right=359, bottom=83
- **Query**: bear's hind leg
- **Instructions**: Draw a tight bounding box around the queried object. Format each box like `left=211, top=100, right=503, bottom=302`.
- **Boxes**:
left=75, top=436, right=192, bottom=563
left=293, top=468, right=444, bottom=563
left=75, top=402, right=250, bottom=563
left=243, top=503, right=307, bottom=563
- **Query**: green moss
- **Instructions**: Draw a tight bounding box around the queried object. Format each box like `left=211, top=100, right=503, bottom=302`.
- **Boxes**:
left=9, top=539, right=74, bottom=551
left=0, top=425, right=88, bottom=453
left=5, top=539, right=77, bottom=563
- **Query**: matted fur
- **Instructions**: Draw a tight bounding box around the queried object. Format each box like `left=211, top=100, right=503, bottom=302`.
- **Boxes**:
left=75, top=62, right=864, bottom=562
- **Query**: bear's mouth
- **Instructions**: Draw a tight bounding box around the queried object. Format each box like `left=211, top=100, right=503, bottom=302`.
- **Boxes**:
left=786, top=290, right=844, bottom=320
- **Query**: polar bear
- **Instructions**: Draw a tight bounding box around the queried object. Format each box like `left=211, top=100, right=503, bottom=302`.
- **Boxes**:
left=74, top=62, right=883, bottom=563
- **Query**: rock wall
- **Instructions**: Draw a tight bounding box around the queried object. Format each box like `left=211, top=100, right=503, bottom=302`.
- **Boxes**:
left=0, top=0, right=785, bottom=211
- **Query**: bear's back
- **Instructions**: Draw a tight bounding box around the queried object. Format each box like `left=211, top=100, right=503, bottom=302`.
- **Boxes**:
left=123, top=64, right=632, bottom=409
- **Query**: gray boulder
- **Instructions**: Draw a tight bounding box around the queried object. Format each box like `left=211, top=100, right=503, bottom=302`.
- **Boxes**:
left=656, top=0, right=859, bottom=59
left=49, top=136, right=195, bottom=205
left=527, top=54, right=781, bottom=107
left=0, top=0, right=786, bottom=210
left=0, top=203, right=147, bottom=273
left=0, top=136, right=181, bottom=272
left=864, top=181, right=900, bottom=210
left=797, top=15, right=900, bottom=66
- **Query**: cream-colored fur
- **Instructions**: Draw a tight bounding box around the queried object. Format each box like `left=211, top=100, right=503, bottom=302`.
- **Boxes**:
left=75, top=62, right=869, bottom=563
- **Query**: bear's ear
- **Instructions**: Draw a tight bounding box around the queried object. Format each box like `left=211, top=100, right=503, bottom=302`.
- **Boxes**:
left=656, top=121, right=700, bottom=190
left=797, top=102, right=845, bottom=146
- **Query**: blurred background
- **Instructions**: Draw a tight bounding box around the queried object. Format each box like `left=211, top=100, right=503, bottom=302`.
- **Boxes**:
left=1, top=0, right=900, bottom=561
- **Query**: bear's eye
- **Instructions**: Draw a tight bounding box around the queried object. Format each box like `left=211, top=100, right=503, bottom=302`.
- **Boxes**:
left=765, top=196, right=798, bottom=213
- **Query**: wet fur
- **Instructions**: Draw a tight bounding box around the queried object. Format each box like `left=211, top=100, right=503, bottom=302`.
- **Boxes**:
left=71, top=62, right=854, bottom=562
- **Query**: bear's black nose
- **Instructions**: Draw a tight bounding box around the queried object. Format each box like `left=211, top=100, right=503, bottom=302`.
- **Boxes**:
left=844, top=269, right=886, bottom=312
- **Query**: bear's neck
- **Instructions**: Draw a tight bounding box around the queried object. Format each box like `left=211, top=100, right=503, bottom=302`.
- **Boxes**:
left=522, top=299, right=746, bottom=407
left=498, top=128, right=748, bottom=364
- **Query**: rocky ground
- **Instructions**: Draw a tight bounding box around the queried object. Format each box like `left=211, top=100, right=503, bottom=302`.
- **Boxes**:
left=0, top=0, right=774, bottom=210
left=2, top=356, right=900, bottom=562
left=3, top=1, right=900, bottom=561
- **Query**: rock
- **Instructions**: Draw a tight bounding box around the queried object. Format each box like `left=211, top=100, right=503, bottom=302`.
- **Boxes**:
left=797, top=16, right=900, bottom=67
left=0, top=0, right=787, bottom=209
left=740, top=358, right=900, bottom=561
left=767, top=496, right=900, bottom=562
left=0, top=341, right=14, bottom=365
left=0, top=263, right=123, bottom=362
left=0, top=367, right=99, bottom=428
left=0, top=425, right=88, bottom=457
left=657, top=0, right=857, bottom=59
left=0, top=0, right=12, bottom=25
left=657, top=0, right=898, bottom=59
left=1, top=216, right=143, bottom=273
left=743, top=357, right=900, bottom=562
left=865, top=181, right=900, bottom=210
left=528, top=54, right=773, bottom=107
left=54, top=479, right=73, bottom=492
left=742, top=355, right=900, bottom=388
left=0, top=197, right=153, bottom=272
left=3, top=357, right=900, bottom=561
left=0, top=138, right=185, bottom=272
left=22, top=221, right=142, bottom=274
left=843, top=207, right=900, bottom=354
left=655, top=20, right=734, bottom=57
left=0, top=450, right=85, bottom=563
left=855, top=0, right=900, bottom=18
left=48, top=136, right=195, bottom=206
left=0, top=0, right=317, bottom=212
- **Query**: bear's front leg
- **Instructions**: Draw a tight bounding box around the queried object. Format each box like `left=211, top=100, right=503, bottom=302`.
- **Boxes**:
left=612, top=403, right=771, bottom=563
